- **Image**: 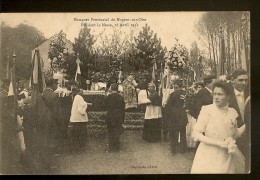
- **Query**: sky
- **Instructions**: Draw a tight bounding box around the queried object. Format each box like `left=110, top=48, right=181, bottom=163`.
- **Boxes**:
left=1, top=12, right=204, bottom=50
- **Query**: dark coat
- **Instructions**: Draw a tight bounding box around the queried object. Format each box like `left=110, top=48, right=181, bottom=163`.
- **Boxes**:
left=228, top=86, right=249, bottom=157
left=148, top=91, right=162, bottom=107
left=166, top=89, right=188, bottom=128
left=105, top=92, right=125, bottom=126
left=244, top=97, right=250, bottom=146
left=0, top=90, right=16, bottom=137
left=229, top=87, right=249, bottom=128
left=191, top=88, right=213, bottom=119
left=23, top=104, right=37, bottom=129
left=244, top=96, right=250, bottom=173
left=36, top=89, right=65, bottom=147
left=137, top=80, right=148, bottom=90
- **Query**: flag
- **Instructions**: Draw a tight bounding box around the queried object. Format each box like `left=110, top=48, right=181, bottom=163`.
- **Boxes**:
left=75, top=55, right=81, bottom=81
left=159, top=71, right=164, bottom=96
left=118, top=70, right=122, bottom=83
left=7, top=51, right=18, bottom=126
left=159, top=58, right=164, bottom=97
left=31, top=48, right=45, bottom=106
left=8, top=70, right=14, bottom=96
left=241, top=33, right=247, bottom=70
left=152, top=62, right=157, bottom=82
left=191, top=67, right=196, bottom=81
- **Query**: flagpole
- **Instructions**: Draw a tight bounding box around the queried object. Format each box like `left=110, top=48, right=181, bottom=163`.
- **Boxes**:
left=12, top=50, right=18, bottom=123
left=6, top=53, right=10, bottom=80
left=219, top=26, right=226, bottom=76
left=160, top=56, right=164, bottom=97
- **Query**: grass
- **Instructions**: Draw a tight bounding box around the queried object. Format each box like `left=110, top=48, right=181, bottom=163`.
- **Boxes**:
left=53, top=130, right=195, bottom=175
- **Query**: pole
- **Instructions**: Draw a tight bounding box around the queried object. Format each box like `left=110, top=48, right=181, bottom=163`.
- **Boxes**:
left=6, top=53, right=10, bottom=80
left=13, top=50, right=26, bottom=154
left=160, top=57, right=164, bottom=97
left=219, top=26, right=226, bottom=76
left=12, top=50, right=18, bottom=122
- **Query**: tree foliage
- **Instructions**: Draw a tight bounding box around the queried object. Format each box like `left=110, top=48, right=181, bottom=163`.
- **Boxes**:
left=1, top=22, right=46, bottom=79
left=134, top=24, right=166, bottom=72
left=195, top=12, right=249, bottom=76
left=73, top=26, right=96, bottom=80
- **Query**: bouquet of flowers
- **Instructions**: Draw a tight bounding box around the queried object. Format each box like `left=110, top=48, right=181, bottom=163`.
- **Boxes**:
left=165, top=43, right=189, bottom=71
left=224, top=137, right=237, bottom=154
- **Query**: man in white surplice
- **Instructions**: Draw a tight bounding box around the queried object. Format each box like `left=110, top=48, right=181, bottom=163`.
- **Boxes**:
left=69, top=88, right=91, bottom=151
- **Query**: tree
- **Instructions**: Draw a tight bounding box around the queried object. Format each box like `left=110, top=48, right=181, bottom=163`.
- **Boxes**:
left=73, top=26, right=96, bottom=80
left=195, top=12, right=246, bottom=76
left=98, top=27, right=133, bottom=74
left=134, top=24, right=165, bottom=72
left=190, top=41, right=202, bottom=80
left=190, top=41, right=200, bottom=66
left=1, top=22, right=46, bottom=79
left=48, top=30, right=68, bottom=71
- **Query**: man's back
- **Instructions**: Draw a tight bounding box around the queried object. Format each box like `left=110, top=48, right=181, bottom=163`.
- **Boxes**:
left=36, top=88, right=64, bottom=144
left=197, top=87, right=212, bottom=106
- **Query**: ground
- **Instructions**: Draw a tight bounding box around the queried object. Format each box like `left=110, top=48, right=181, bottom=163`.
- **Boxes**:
left=1, top=130, right=196, bottom=175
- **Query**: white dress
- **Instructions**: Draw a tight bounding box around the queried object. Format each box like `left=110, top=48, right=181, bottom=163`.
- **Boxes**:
left=186, top=113, right=197, bottom=148
left=191, top=104, right=245, bottom=174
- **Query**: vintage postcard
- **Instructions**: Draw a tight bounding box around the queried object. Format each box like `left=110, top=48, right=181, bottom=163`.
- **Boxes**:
left=0, top=12, right=250, bottom=175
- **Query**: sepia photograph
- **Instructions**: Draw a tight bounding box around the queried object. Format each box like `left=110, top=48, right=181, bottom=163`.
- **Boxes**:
left=0, top=12, right=250, bottom=175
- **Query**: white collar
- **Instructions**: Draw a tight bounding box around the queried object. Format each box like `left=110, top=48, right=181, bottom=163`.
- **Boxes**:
left=234, top=88, right=244, bottom=96
left=214, top=103, right=229, bottom=111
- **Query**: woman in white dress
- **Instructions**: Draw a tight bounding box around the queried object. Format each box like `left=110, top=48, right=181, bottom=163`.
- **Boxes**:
left=191, top=80, right=245, bottom=174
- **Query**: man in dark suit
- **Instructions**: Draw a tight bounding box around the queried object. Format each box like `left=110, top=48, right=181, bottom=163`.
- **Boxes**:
left=35, top=78, right=65, bottom=173
left=105, top=83, right=125, bottom=152
left=166, top=79, right=188, bottom=154
left=191, top=79, right=213, bottom=120
left=244, top=96, right=250, bottom=173
left=229, top=68, right=249, bottom=171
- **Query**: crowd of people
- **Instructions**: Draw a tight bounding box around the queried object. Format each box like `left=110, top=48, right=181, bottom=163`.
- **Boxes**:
left=0, top=67, right=250, bottom=174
